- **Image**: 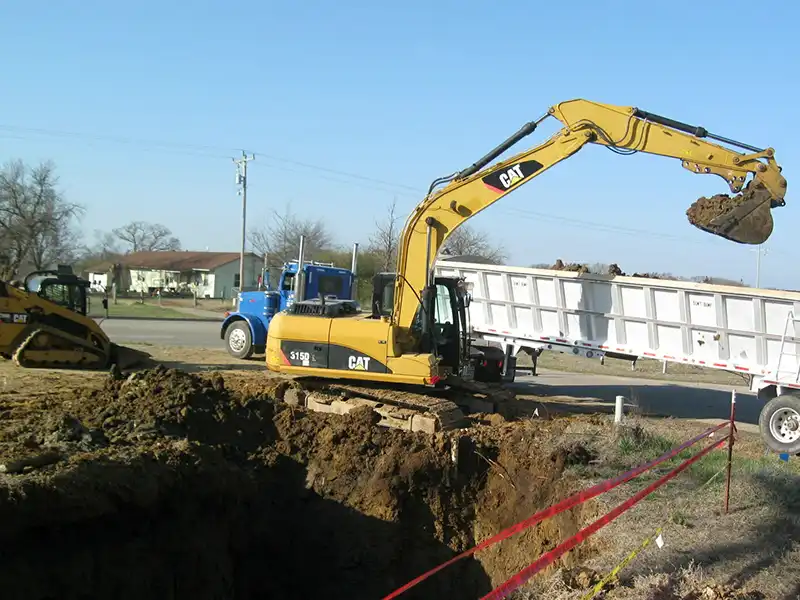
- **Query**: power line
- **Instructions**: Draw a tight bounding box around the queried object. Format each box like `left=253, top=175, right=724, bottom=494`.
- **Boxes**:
left=2, top=121, right=794, bottom=258
left=0, top=123, right=423, bottom=193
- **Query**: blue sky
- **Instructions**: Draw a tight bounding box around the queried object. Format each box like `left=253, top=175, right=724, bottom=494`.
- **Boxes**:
left=1, top=1, right=797, bottom=288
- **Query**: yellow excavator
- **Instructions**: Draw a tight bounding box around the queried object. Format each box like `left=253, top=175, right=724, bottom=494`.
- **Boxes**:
left=0, top=266, right=150, bottom=369
left=265, top=99, right=787, bottom=430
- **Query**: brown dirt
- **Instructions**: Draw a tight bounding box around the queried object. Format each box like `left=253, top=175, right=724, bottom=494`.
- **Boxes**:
left=549, top=260, right=672, bottom=280
left=551, top=259, right=590, bottom=273
left=687, top=192, right=744, bottom=228
left=686, top=180, right=774, bottom=243
left=0, top=365, right=599, bottom=600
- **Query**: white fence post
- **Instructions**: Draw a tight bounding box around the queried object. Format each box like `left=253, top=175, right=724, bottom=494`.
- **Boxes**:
left=615, top=395, right=625, bottom=424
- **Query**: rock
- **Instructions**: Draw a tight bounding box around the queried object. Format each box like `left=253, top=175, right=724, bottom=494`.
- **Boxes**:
left=284, top=388, right=307, bottom=407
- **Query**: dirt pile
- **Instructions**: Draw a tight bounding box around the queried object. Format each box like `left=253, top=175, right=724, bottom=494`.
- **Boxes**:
left=687, top=192, right=740, bottom=229
left=0, top=367, right=597, bottom=600
left=551, top=259, right=590, bottom=273
left=548, top=260, right=663, bottom=280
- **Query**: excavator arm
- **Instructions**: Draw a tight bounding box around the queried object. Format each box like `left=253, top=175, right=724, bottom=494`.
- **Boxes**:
left=392, top=98, right=787, bottom=337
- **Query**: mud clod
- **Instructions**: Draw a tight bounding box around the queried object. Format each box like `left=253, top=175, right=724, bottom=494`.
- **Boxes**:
left=0, top=367, right=597, bottom=600
left=687, top=192, right=744, bottom=228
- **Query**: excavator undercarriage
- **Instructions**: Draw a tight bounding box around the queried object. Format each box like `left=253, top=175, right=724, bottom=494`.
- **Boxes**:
left=275, top=376, right=516, bottom=433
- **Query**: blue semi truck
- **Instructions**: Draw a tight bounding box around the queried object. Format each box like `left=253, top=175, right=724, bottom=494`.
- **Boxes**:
left=221, top=258, right=356, bottom=359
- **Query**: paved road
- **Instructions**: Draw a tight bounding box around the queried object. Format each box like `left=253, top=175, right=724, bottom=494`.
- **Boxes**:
left=98, top=318, right=760, bottom=428
left=98, top=318, right=223, bottom=349
left=512, top=370, right=759, bottom=429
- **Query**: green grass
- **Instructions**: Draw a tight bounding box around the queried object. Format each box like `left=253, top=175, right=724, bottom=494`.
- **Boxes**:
left=88, top=301, right=196, bottom=319
left=612, top=423, right=800, bottom=486
left=616, top=425, right=676, bottom=457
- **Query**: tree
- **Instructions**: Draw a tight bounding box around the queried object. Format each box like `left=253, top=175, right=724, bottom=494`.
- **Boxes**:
left=439, top=224, right=506, bottom=264
left=0, top=159, right=83, bottom=278
left=368, top=197, right=401, bottom=271
left=89, top=230, right=122, bottom=259
left=112, top=221, right=181, bottom=253
left=248, top=205, right=333, bottom=266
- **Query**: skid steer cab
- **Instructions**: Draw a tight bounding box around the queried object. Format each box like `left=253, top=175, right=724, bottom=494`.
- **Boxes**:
left=370, top=273, right=505, bottom=384
left=22, top=266, right=96, bottom=315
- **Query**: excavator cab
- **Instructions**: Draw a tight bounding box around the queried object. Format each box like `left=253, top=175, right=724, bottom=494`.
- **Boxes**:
left=371, top=273, right=500, bottom=382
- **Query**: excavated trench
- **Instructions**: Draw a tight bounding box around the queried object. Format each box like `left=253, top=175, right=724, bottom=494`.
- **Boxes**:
left=0, top=367, right=596, bottom=600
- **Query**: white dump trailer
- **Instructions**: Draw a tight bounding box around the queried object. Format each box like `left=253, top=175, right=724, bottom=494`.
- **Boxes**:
left=435, top=260, right=800, bottom=454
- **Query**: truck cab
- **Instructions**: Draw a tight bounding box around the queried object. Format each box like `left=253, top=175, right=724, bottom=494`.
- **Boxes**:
left=221, top=260, right=355, bottom=359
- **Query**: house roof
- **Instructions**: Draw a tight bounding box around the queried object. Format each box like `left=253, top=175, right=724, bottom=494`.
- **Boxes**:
left=87, top=251, right=260, bottom=272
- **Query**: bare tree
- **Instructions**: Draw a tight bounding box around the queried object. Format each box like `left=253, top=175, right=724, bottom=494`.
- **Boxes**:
left=368, top=197, right=401, bottom=271
left=88, top=230, right=122, bottom=259
left=439, top=224, right=506, bottom=264
left=248, top=205, right=333, bottom=266
left=0, top=159, right=83, bottom=278
left=112, top=221, right=181, bottom=253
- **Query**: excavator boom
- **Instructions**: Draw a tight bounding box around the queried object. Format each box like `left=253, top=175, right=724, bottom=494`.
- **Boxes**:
left=392, top=99, right=787, bottom=335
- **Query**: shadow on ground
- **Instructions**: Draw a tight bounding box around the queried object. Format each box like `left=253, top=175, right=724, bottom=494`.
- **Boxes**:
left=146, top=356, right=268, bottom=373
left=509, top=378, right=761, bottom=425
left=618, top=472, right=800, bottom=600
left=0, top=446, right=491, bottom=600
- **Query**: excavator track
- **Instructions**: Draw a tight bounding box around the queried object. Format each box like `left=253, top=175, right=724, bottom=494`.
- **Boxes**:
left=285, top=376, right=516, bottom=433
left=12, top=325, right=110, bottom=369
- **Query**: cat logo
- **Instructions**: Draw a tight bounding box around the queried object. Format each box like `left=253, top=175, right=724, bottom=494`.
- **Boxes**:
left=498, top=164, right=524, bottom=189
left=348, top=356, right=371, bottom=370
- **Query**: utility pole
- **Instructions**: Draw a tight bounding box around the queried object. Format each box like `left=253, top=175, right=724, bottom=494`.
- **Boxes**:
left=750, top=245, right=769, bottom=288
left=233, top=151, right=255, bottom=301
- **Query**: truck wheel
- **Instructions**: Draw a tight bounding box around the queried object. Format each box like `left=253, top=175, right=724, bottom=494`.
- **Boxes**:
left=759, top=394, right=800, bottom=455
left=225, top=322, right=254, bottom=359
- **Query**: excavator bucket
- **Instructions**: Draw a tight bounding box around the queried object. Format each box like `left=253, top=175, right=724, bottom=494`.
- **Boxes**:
left=686, top=181, right=777, bottom=245
left=110, top=343, right=153, bottom=370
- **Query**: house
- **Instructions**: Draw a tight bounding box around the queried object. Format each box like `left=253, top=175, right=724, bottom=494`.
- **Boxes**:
left=85, top=251, right=262, bottom=299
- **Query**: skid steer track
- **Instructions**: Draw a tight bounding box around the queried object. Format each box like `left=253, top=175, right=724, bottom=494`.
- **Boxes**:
left=11, top=324, right=152, bottom=370
left=12, top=326, right=110, bottom=369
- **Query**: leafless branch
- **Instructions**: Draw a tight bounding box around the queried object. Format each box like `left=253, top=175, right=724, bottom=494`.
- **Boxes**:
left=247, top=204, right=333, bottom=266
left=0, top=159, right=83, bottom=277
left=112, top=221, right=181, bottom=253
left=367, top=197, right=401, bottom=271
left=439, top=224, right=507, bottom=264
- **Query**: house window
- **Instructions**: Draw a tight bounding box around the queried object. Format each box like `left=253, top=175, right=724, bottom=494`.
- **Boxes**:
left=234, top=274, right=240, bottom=288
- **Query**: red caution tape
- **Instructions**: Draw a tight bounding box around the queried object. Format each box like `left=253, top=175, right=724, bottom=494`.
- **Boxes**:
left=382, top=421, right=729, bottom=599
left=481, top=435, right=728, bottom=599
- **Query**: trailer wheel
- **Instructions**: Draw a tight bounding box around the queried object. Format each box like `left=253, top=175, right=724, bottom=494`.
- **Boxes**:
left=759, top=394, right=800, bottom=455
left=225, top=321, right=254, bottom=359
